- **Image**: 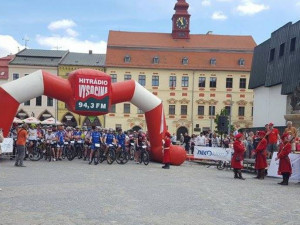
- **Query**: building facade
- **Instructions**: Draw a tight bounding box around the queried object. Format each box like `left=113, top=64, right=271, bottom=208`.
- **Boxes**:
left=249, top=21, right=300, bottom=127
left=105, top=0, right=255, bottom=135
left=58, top=51, right=106, bottom=127
left=8, top=49, right=68, bottom=120
left=0, top=55, right=14, bottom=86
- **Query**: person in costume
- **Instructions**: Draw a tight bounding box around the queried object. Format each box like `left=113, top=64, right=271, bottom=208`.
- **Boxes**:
left=231, top=133, right=246, bottom=180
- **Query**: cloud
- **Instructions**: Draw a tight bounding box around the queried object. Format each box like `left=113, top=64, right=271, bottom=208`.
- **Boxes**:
left=296, top=1, right=300, bottom=6
left=201, top=0, right=211, bottom=6
left=212, top=11, right=228, bottom=20
left=66, top=28, right=79, bottom=37
left=236, top=0, right=269, bottom=15
left=36, top=35, right=107, bottom=53
left=0, top=35, right=24, bottom=57
left=48, top=19, right=76, bottom=31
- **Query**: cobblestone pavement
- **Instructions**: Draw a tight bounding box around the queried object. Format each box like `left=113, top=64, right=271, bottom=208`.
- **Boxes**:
left=0, top=158, right=300, bottom=225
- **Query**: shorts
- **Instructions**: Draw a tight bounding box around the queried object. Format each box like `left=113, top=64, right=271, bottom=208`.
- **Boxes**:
left=57, top=142, right=64, bottom=148
left=91, top=143, right=101, bottom=150
left=118, top=144, right=125, bottom=150
left=267, top=143, right=277, bottom=153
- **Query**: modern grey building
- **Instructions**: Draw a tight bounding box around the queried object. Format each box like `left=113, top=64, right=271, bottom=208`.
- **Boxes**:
left=249, top=21, right=300, bottom=127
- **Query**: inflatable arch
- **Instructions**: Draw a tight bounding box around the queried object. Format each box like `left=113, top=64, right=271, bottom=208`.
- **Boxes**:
left=0, top=69, right=186, bottom=165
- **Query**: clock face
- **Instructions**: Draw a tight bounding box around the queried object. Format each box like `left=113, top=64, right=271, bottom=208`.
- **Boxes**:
left=176, top=17, right=188, bottom=29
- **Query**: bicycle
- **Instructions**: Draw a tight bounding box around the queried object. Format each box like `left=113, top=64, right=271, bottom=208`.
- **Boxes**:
left=138, top=142, right=150, bottom=165
left=116, top=146, right=129, bottom=165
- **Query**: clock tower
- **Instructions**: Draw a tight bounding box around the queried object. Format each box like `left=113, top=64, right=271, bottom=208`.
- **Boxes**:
left=172, top=0, right=191, bottom=39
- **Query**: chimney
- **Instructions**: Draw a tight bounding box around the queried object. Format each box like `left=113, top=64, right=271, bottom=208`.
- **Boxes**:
left=89, top=50, right=93, bottom=54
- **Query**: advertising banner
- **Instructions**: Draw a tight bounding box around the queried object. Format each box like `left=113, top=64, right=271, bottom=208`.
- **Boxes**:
left=193, top=146, right=233, bottom=161
left=74, top=76, right=111, bottom=113
left=268, top=154, right=300, bottom=181
left=0, top=138, right=13, bottom=154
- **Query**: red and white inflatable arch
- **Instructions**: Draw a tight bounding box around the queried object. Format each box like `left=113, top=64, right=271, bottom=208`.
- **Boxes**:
left=0, top=69, right=186, bottom=165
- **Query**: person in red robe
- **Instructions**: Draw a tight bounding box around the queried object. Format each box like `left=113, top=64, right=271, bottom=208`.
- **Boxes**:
left=252, top=131, right=268, bottom=179
left=162, top=131, right=171, bottom=169
left=231, top=133, right=246, bottom=180
left=275, top=133, right=292, bottom=185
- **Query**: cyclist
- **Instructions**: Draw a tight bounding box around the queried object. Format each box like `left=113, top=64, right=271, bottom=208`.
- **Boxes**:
left=45, top=128, right=56, bottom=161
left=103, top=128, right=116, bottom=154
left=27, top=123, right=38, bottom=158
left=135, top=129, right=146, bottom=163
left=89, top=126, right=102, bottom=165
left=55, top=125, right=66, bottom=161
left=116, top=129, right=126, bottom=153
left=83, top=127, right=91, bottom=161
left=73, top=126, right=82, bottom=141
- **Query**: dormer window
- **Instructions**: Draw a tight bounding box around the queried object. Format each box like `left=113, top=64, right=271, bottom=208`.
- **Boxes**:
left=238, top=58, right=245, bottom=66
left=210, top=58, right=216, bottom=65
left=153, top=56, right=159, bottom=64
left=124, top=55, right=131, bottom=63
left=182, top=57, right=188, bottom=65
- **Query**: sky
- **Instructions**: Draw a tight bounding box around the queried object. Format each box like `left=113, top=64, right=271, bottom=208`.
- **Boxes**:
left=0, top=0, right=300, bottom=57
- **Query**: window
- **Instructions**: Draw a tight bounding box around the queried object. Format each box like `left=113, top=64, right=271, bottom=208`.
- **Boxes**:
left=169, top=105, right=175, bottom=115
left=210, top=77, right=217, bottom=88
left=124, top=74, right=131, bottom=80
left=279, top=43, right=285, bottom=57
left=269, top=48, right=275, bottom=62
left=169, top=76, right=176, bottom=88
left=152, top=76, right=159, bottom=86
left=226, top=78, right=233, bottom=88
left=240, top=78, right=246, bottom=89
left=111, top=74, right=117, bottom=83
left=182, top=76, right=189, bottom=87
left=13, top=73, right=19, bottom=80
left=124, top=104, right=130, bottom=114
left=109, top=104, right=116, bottom=113
left=238, top=58, right=245, bottom=66
left=153, top=56, right=159, bottom=64
left=182, top=57, right=188, bottom=65
left=139, top=75, right=146, bottom=86
left=124, top=55, right=131, bottom=63
left=198, top=77, right=206, bottom=87
left=238, top=106, right=245, bottom=116
left=225, top=106, right=231, bottom=116
left=198, top=106, right=204, bottom=115
left=209, top=106, right=215, bottom=116
left=47, top=97, right=53, bottom=107
left=290, top=37, right=296, bottom=52
left=36, top=96, right=42, bottom=106
left=24, top=100, right=30, bottom=106
left=181, top=105, right=187, bottom=115
left=210, top=58, right=216, bottom=65
left=137, top=108, right=143, bottom=114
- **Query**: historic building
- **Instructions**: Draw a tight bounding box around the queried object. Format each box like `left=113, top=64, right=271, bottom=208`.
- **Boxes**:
left=58, top=51, right=106, bottom=127
left=105, top=0, right=256, bottom=135
left=8, top=49, right=68, bottom=120
left=249, top=21, right=300, bottom=127
left=0, top=54, right=14, bottom=85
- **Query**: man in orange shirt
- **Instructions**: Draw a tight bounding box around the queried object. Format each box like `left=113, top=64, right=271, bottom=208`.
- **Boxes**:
left=15, top=124, right=28, bottom=167
left=266, top=122, right=280, bottom=159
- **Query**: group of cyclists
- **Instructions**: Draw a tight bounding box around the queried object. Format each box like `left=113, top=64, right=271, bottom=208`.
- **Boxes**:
left=9, top=123, right=150, bottom=165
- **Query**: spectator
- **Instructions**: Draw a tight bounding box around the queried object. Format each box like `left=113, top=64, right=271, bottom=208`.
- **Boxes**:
left=196, top=133, right=206, bottom=146
left=246, top=131, right=254, bottom=158
left=223, top=135, right=230, bottom=148
left=184, top=133, right=191, bottom=152
left=180, top=133, right=184, bottom=145
left=212, top=133, right=218, bottom=147
left=190, top=134, right=196, bottom=154
left=208, top=130, right=213, bottom=147
left=15, top=123, right=28, bottom=167
left=284, top=121, right=297, bottom=152
left=171, top=133, right=177, bottom=145
left=266, top=123, right=280, bottom=159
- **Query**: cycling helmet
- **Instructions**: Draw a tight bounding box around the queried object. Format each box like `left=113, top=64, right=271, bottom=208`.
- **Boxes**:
left=30, top=124, right=36, bottom=129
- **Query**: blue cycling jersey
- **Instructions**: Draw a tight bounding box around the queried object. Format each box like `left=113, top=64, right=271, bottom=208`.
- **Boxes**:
left=105, top=133, right=115, bottom=145
left=116, top=133, right=126, bottom=146
left=73, top=131, right=82, bottom=136
left=56, top=131, right=65, bottom=143
left=91, top=131, right=101, bottom=144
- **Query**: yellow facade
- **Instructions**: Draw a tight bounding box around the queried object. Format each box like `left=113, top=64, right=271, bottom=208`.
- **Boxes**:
left=57, top=65, right=105, bottom=127
left=105, top=68, right=253, bottom=134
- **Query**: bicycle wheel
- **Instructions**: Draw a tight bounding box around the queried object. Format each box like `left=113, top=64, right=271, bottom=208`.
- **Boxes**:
left=116, top=151, right=128, bottom=164
left=142, top=151, right=149, bottom=165
left=99, top=149, right=105, bottom=163
left=66, top=147, right=74, bottom=161
left=217, top=161, right=225, bottom=170
left=107, top=148, right=116, bottom=164
left=93, top=149, right=99, bottom=165
left=29, top=148, right=40, bottom=161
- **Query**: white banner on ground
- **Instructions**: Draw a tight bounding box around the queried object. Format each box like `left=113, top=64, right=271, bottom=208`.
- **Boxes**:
left=194, top=146, right=233, bottom=161
left=0, top=138, right=13, bottom=153
left=268, top=154, right=300, bottom=181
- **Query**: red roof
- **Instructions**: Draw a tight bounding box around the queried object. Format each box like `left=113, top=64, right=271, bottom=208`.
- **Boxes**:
left=0, top=55, right=15, bottom=79
left=106, top=31, right=256, bottom=71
